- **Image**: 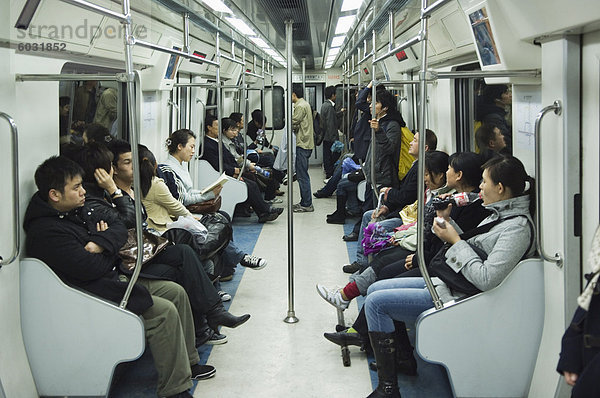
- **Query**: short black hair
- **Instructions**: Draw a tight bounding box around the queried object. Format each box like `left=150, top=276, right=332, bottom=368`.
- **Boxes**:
left=35, top=156, right=84, bottom=201
left=425, top=129, right=437, bottom=151
left=221, top=117, right=237, bottom=132
left=106, top=139, right=131, bottom=167
left=63, top=142, right=114, bottom=184
left=425, top=150, right=449, bottom=178
left=324, top=86, right=336, bottom=100
left=448, top=152, right=484, bottom=188
left=167, top=129, right=196, bottom=154
left=204, top=115, right=218, bottom=134
left=292, top=84, right=304, bottom=98
left=376, top=90, right=397, bottom=114
left=251, top=109, right=265, bottom=125
left=84, top=123, right=111, bottom=144
left=482, top=84, right=509, bottom=103
left=475, top=123, right=498, bottom=150
left=229, top=112, right=243, bottom=124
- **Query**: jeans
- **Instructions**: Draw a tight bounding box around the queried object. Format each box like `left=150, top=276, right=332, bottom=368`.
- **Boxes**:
left=295, top=146, right=313, bottom=207
left=319, top=163, right=342, bottom=196
left=337, top=177, right=360, bottom=214
left=355, top=210, right=404, bottom=266
left=365, top=277, right=434, bottom=333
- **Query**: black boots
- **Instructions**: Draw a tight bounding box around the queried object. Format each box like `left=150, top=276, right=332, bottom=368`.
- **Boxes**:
left=206, top=304, right=250, bottom=332
left=394, top=321, right=417, bottom=376
left=327, top=195, right=347, bottom=224
left=367, top=331, right=402, bottom=398
left=369, top=322, right=418, bottom=376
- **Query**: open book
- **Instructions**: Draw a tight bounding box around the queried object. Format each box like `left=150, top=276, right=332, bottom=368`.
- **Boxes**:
left=199, top=172, right=228, bottom=194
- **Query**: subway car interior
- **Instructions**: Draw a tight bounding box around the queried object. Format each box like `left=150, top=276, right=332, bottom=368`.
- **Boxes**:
left=1, top=0, right=600, bottom=397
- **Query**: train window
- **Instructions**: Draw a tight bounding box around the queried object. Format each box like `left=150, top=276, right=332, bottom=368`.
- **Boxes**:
left=59, top=63, right=128, bottom=147
left=268, top=86, right=285, bottom=130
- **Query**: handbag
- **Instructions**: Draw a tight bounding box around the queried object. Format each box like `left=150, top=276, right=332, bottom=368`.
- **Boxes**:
left=186, top=195, right=222, bottom=214
left=118, top=229, right=170, bottom=272
left=429, top=215, right=533, bottom=297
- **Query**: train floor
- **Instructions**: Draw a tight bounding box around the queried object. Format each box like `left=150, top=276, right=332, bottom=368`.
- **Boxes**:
left=110, top=165, right=454, bottom=398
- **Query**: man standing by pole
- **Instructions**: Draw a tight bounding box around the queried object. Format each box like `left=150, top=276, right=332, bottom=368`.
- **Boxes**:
left=291, top=84, right=315, bottom=213
left=320, top=86, right=341, bottom=180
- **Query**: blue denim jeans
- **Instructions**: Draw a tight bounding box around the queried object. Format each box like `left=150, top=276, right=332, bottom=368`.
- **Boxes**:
left=320, top=163, right=343, bottom=196
left=365, top=277, right=434, bottom=333
left=295, top=146, right=313, bottom=207
left=356, top=210, right=404, bottom=266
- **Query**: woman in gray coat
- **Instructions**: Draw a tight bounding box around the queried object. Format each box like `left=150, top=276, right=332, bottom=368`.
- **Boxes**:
left=362, top=155, right=535, bottom=398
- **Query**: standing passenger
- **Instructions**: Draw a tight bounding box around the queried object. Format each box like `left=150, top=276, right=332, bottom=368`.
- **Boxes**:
left=291, top=84, right=315, bottom=212
left=320, top=86, right=341, bottom=179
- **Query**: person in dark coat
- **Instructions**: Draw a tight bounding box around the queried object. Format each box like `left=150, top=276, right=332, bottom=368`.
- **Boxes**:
left=63, top=142, right=251, bottom=343
left=557, top=226, right=600, bottom=398
left=320, top=86, right=342, bottom=179
left=476, top=84, right=512, bottom=153
left=24, top=155, right=214, bottom=398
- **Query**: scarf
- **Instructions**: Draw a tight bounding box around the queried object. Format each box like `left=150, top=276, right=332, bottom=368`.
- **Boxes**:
left=578, top=225, right=600, bottom=310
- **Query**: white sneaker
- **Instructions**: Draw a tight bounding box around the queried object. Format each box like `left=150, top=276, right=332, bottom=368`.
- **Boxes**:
left=240, top=254, right=267, bottom=270
left=218, top=290, right=232, bottom=302
left=324, top=178, right=331, bottom=184
left=292, top=203, right=314, bottom=212
left=316, top=284, right=349, bottom=311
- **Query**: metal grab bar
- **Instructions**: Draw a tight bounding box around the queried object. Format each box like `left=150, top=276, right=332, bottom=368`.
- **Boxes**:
left=238, top=52, right=248, bottom=181
left=134, top=38, right=220, bottom=67
left=374, top=34, right=422, bottom=64
left=0, top=112, right=20, bottom=267
left=119, top=0, right=144, bottom=310
left=535, top=100, right=564, bottom=267
left=59, top=0, right=127, bottom=22
left=414, top=0, right=443, bottom=310
left=369, top=31, right=378, bottom=203
left=283, top=19, right=298, bottom=324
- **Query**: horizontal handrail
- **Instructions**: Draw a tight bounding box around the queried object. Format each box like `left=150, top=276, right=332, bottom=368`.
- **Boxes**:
left=0, top=112, right=20, bottom=267
left=59, top=0, right=127, bottom=22
left=134, top=39, right=220, bottom=67
left=221, top=54, right=246, bottom=66
left=244, top=71, right=265, bottom=80
left=174, top=82, right=217, bottom=87
left=421, top=0, right=452, bottom=18
left=434, top=69, right=540, bottom=79
left=535, top=100, right=563, bottom=267
left=374, top=34, right=422, bottom=64
left=357, top=51, right=374, bottom=66
left=16, top=74, right=120, bottom=82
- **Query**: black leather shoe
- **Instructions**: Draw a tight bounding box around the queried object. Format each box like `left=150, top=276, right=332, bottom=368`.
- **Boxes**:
left=258, top=210, right=280, bottom=223
left=342, top=231, right=359, bottom=242
left=207, top=307, right=251, bottom=331
left=313, top=190, right=329, bottom=198
left=324, top=329, right=364, bottom=347
left=342, top=261, right=361, bottom=274
left=326, top=212, right=346, bottom=224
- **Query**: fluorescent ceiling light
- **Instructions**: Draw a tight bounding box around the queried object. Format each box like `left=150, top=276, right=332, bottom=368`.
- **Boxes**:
left=224, top=17, right=256, bottom=36
left=330, top=35, right=345, bottom=48
left=201, top=0, right=233, bottom=14
left=328, top=48, right=340, bottom=56
left=265, top=48, right=278, bottom=56
left=341, top=0, right=363, bottom=12
left=249, top=37, right=269, bottom=48
left=335, top=15, right=356, bottom=35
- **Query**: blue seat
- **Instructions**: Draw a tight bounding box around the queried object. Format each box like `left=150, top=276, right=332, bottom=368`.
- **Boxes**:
left=415, top=259, right=545, bottom=398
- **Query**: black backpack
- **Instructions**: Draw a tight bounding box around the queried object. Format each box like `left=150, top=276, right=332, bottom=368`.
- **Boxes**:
left=313, top=110, right=324, bottom=146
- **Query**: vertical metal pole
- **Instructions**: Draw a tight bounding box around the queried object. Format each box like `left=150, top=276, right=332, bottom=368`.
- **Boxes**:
left=388, top=10, right=394, bottom=53
left=415, top=0, right=443, bottom=310
left=238, top=48, right=247, bottom=180
left=370, top=30, right=378, bottom=203
left=270, top=62, right=275, bottom=144
left=119, top=0, right=144, bottom=309
left=216, top=31, right=223, bottom=173
left=261, top=59, right=266, bottom=149
left=302, top=58, right=306, bottom=103
left=182, top=13, right=190, bottom=54
left=346, top=66, right=350, bottom=148
left=284, top=19, right=298, bottom=324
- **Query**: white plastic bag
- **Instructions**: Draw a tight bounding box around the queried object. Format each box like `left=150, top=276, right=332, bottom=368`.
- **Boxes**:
left=167, top=215, right=208, bottom=243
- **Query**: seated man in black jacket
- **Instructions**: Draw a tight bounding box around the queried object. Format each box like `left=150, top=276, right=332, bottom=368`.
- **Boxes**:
left=63, top=142, right=250, bottom=347
left=24, top=156, right=212, bottom=398
left=199, top=114, right=282, bottom=223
